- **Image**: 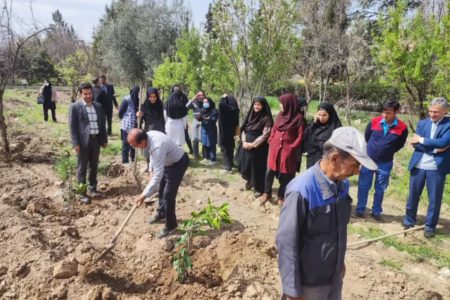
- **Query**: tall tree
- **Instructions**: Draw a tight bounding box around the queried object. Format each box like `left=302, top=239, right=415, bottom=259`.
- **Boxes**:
left=94, top=0, right=190, bottom=84
left=373, top=0, right=449, bottom=117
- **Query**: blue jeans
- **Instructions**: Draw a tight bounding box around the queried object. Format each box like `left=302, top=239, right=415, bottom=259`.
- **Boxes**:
left=356, top=161, right=393, bottom=216
left=121, top=129, right=135, bottom=163
left=204, top=145, right=216, bottom=161
left=404, top=168, right=446, bottom=231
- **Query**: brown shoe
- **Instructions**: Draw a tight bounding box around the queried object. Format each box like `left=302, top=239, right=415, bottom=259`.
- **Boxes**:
left=259, top=193, right=272, bottom=205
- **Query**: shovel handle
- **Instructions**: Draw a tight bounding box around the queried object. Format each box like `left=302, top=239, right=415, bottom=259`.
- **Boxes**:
left=110, top=203, right=138, bottom=245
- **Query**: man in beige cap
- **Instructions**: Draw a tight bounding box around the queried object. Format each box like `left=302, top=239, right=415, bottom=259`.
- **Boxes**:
left=276, top=127, right=376, bottom=300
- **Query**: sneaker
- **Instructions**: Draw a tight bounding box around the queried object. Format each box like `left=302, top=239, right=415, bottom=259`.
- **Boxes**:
left=200, top=159, right=209, bottom=165
left=206, top=160, right=217, bottom=166
left=80, top=196, right=91, bottom=204
left=370, top=213, right=384, bottom=222
left=254, top=191, right=262, bottom=198
left=87, top=189, right=100, bottom=197
left=353, top=211, right=365, bottom=218
left=157, top=227, right=177, bottom=239
left=148, top=214, right=165, bottom=224
left=424, top=230, right=435, bottom=238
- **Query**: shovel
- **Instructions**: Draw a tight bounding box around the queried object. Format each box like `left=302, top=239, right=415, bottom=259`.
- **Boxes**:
left=80, top=193, right=158, bottom=280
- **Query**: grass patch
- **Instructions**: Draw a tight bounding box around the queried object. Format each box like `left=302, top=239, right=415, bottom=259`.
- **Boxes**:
left=54, top=153, right=77, bottom=181
left=379, top=259, right=403, bottom=270
left=349, top=225, right=450, bottom=268
left=101, top=142, right=122, bottom=157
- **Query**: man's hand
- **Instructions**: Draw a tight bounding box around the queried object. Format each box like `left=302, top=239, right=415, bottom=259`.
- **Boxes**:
left=135, top=194, right=146, bottom=206
left=436, top=145, right=449, bottom=153
left=410, top=134, right=422, bottom=145
left=74, top=146, right=80, bottom=154
left=136, top=111, right=144, bottom=118
left=101, top=143, right=107, bottom=148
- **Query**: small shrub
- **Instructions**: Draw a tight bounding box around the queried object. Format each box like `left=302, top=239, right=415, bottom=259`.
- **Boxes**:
left=55, top=151, right=77, bottom=180
left=173, top=201, right=232, bottom=282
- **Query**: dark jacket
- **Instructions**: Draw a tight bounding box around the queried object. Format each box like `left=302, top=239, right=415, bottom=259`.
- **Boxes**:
left=409, top=117, right=450, bottom=175
left=365, top=116, right=408, bottom=162
left=69, top=100, right=107, bottom=149
left=276, top=164, right=351, bottom=297
left=102, top=84, right=118, bottom=111
left=139, top=102, right=165, bottom=133
left=93, top=86, right=108, bottom=111
left=201, top=108, right=218, bottom=147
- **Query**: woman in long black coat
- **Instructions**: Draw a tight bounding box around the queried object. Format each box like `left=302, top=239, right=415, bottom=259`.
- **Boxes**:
left=303, top=102, right=342, bottom=168
left=218, top=94, right=240, bottom=171
left=237, top=96, right=273, bottom=197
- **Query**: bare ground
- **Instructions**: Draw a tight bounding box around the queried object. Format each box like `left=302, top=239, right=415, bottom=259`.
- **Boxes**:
left=0, top=91, right=449, bottom=299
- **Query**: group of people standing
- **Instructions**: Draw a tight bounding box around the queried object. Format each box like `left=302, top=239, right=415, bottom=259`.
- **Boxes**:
left=66, top=78, right=449, bottom=299
left=237, top=94, right=343, bottom=207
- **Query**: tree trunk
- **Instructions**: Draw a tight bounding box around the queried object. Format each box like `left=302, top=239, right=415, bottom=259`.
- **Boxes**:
left=0, top=89, right=11, bottom=160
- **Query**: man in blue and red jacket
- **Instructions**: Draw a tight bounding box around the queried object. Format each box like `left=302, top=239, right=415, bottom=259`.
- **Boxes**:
left=355, top=99, right=408, bottom=221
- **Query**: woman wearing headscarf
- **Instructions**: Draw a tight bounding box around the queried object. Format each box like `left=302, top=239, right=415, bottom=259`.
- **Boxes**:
left=164, top=85, right=188, bottom=147
left=237, top=96, right=274, bottom=197
left=219, top=94, right=240, bottom=171
left=119, top=85, right=140, bottom=164
left=138, top=87, right=165, bottom=133
left=303, top=101, right=342, bottom=168
left=186, top=90, right=206, bottom=159
left=261, top=93, right=305, bottom=206
left=39, top=79, right=57, bottom=122
left=200, top=97, right=219, bottom=165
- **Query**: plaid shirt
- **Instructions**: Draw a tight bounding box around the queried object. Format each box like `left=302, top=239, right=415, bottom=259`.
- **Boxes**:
left=83, top=100, right=99, bottom=135
left=120, top=96, right=137, bottom=133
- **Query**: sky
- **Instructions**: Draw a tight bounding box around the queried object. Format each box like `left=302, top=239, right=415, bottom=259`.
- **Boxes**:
left=11, top=0, right=213, bottom=42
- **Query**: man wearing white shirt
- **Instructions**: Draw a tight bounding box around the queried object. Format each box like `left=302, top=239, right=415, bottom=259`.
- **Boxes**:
left=128, top=128, right=189, bottom=238
left=404, top=97, right=450, bottom=238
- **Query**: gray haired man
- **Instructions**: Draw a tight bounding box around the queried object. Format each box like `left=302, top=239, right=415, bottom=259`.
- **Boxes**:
left=276, top=127, right=377, bottom=300
left=404, top=97, right=450, bottom=238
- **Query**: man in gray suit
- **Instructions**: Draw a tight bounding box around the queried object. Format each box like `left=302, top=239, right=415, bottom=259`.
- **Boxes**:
left=69, top=82, right=108, bottom=204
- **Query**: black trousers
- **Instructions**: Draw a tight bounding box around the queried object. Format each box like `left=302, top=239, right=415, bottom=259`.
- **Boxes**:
left=43, top=106, right=56, bottom=122
left=106, top=109, right=113, bottom=135
left=221, top=143, right=235, bottom=170
left=77, top=135, right=100, bottom=191
left=264, top=169, right=295, bottom=198
left=185, top=129, right=193, bottom=154
left=121, top=130, right=135, bottom=163
left=157, top=153, right=190, bottom=230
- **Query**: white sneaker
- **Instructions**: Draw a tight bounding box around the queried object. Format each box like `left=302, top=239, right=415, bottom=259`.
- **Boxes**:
left=200, top=159, right=209, bottom=164
left=207, top=160, right=217, bottom=166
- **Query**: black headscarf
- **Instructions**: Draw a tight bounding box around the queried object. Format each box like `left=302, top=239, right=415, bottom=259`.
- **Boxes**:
left=305, top=102, right=342, bottom=154
left=42, top=80, right=52, bottom=100
left=241, top=96, right=274, bottom=133
left=201, top=97, right=216, bottom=117
left=219, top=95, right=240, bottom=145
left=143, top=87, right=163, bottom=119
left=129, top=85, right=140, bottom=112
left=165, top=90, right=188, bottom=119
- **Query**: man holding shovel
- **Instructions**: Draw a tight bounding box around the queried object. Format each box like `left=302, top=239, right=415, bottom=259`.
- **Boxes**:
left=128, top=128, right=190, bottom=238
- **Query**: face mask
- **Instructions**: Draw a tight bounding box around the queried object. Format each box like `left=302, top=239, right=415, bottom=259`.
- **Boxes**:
left=203, top=103, right=210, bottom=109
left=44, top=82, right=49, bottom=86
